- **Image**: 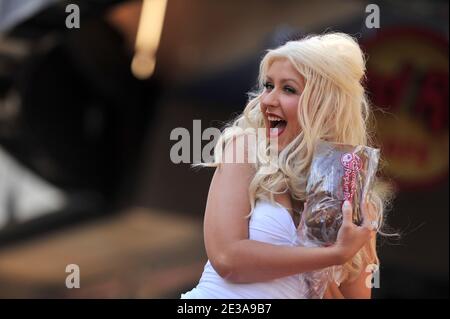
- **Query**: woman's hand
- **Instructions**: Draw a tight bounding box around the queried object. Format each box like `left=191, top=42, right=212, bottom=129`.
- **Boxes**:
left=323, top=281, right=345, bottom=299
left=333, top=200, right=376, bottom=265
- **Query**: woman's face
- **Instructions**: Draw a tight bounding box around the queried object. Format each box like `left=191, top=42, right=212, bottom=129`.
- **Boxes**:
left=260, top=58, right=305, bottom=151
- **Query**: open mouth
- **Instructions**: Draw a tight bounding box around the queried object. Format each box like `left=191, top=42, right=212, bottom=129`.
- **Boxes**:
left=267, top=115, right=287, bottom=137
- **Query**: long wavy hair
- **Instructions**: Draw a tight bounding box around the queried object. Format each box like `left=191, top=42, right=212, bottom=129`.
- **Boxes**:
left=197, top=32, right=394, bottom=283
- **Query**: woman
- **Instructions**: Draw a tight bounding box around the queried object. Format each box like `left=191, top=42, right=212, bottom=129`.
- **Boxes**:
left=181, top=32, right=390, bottom=299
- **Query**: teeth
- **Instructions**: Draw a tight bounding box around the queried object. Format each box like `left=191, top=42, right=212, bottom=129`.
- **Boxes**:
left=268, top=115, right=283, bottom=121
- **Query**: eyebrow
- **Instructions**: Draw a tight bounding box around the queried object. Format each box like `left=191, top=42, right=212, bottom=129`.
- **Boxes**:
left=265, top=76, right=302, bottom=86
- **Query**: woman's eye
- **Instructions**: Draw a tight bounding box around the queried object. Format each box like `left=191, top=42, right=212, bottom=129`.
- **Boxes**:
left=263, top=82, right=274, bottom=90
left=263, top=83, right=296, bottom=94
left=284, top=86, right=296, bottom=94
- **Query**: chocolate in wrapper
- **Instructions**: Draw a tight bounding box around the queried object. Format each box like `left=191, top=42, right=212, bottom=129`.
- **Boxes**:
left=299, top=140, right=380, bottom=247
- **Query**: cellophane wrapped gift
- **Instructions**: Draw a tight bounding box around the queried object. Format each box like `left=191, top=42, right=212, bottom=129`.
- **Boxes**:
left=297, top=140, right=380, bottom=298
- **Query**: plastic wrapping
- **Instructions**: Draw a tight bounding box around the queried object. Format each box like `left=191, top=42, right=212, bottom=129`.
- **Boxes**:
left=297, top=140, right=380, bottom=298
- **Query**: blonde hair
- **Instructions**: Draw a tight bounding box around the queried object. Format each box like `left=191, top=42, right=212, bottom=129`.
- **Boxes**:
left=198, top=32, right=394, bottom=283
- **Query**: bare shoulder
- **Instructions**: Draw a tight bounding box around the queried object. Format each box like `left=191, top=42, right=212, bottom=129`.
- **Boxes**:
left=211, top=136, right=256, bottom=198
left=203, top=134, right=257, bottom=270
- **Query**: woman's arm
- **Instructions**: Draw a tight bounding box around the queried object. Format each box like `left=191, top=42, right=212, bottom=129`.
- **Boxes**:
left=323, top=282, right=345, bottom=299
left=324, top=236, right=377, bottom=299
left=204, top=160, right=342, bottom=283
left=338, top=267, right=372, bottom=299
left=204, top=137, right=373, bottom=284
left=323, top=263, right=373, bottom=299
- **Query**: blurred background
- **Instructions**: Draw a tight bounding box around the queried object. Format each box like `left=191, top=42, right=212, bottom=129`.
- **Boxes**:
left=0, top=0, right=447, bottom=298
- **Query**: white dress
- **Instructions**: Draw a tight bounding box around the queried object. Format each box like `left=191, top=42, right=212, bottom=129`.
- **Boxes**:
left=180, top=199, right=308, bottom=299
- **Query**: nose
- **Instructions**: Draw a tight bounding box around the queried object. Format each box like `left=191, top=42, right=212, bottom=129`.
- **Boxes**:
left=261, top=89, right=280, bottom=111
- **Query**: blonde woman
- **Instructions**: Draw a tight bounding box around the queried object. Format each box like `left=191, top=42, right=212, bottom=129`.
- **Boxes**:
left=181, top=33, right=390, bottom=299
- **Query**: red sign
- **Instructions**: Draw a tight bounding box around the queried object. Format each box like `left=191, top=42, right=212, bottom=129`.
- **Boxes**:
left=362, top=27, right=449, bottom=190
